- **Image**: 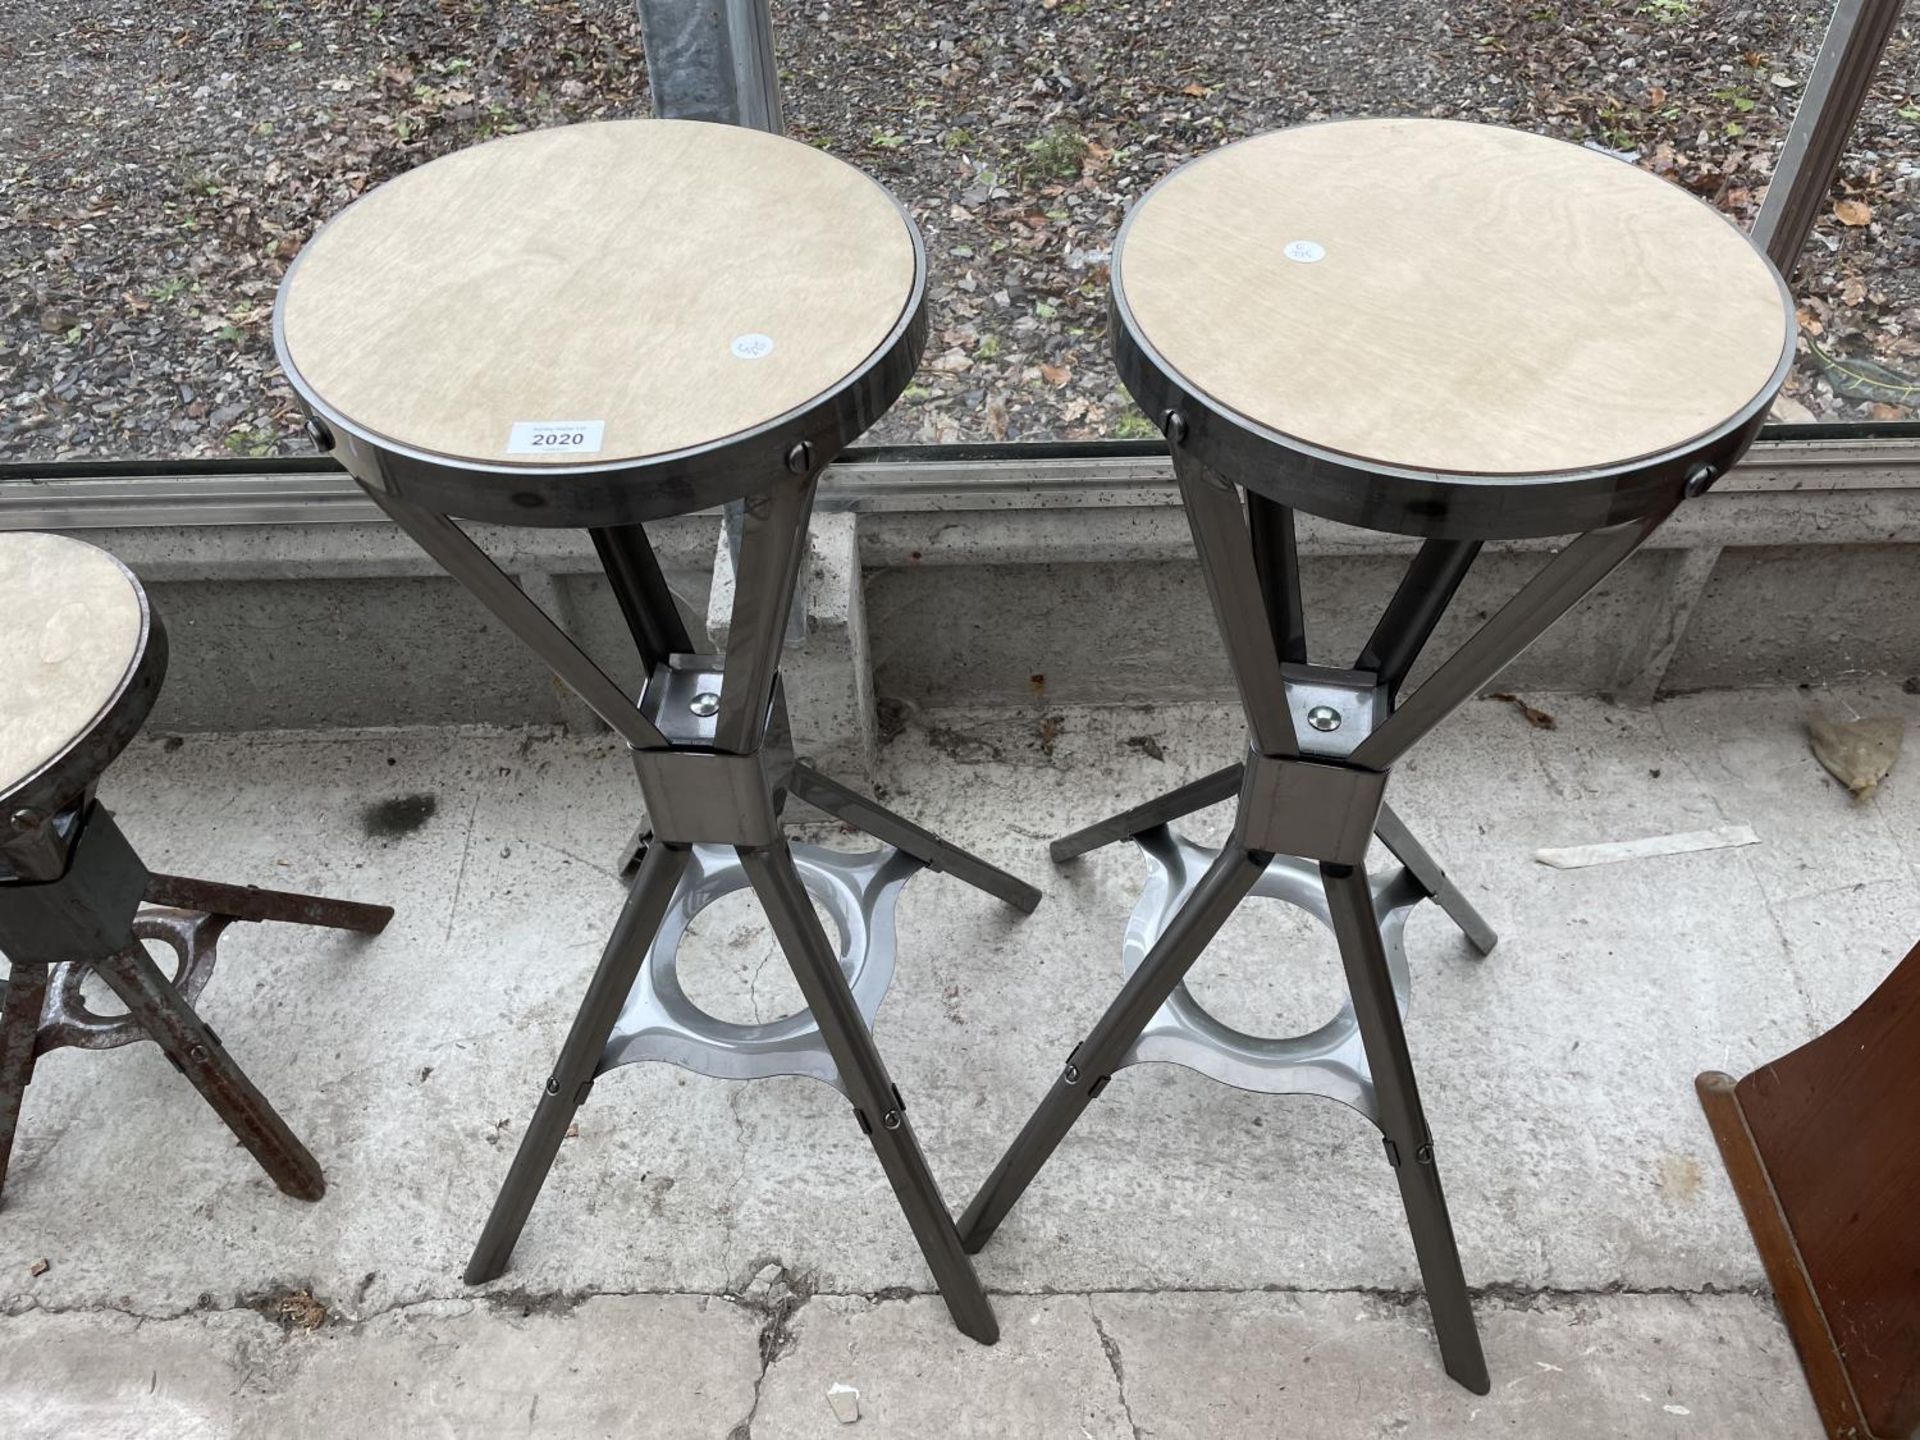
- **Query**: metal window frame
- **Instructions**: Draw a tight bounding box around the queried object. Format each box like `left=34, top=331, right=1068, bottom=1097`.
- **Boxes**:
left=1, top=430, right=1916, bottom=532
left=1751, top=0, right=1907, bottom=274
left=635, top=0, right=783, bottom=132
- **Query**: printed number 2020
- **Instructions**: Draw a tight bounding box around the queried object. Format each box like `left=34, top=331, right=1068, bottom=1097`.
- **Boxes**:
left=507, top=421, right=604, bottom=455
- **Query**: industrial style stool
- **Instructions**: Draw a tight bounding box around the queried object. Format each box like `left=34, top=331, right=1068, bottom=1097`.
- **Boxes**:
left=273, top=118, right=1039, bottom=1344
left=958, top=118, right=1794, bottom=1390
left=0, top=532, right=392, bottom=1205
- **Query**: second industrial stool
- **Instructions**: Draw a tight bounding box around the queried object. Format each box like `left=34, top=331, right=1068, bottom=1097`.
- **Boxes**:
left=959, top=117, right=1795, bottom=1392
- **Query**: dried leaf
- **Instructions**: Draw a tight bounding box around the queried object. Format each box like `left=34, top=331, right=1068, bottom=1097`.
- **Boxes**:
left=270, top=1289, right=328, bottom=1331
left=1808, top=716, right=1903, bottom=800
left=1488, top=692, right=1558, bottom=730
left=1834, top=199, right=1872, bottom=227
left=1181, top=83, right=1210, bottom=98
left=1040, top=362, right=1072, bottom=387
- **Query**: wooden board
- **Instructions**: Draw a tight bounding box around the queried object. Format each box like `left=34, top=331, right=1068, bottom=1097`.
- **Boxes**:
left=1117, top=118, right=1790, bottom=477
left=0, top=533, right=144, bottom=795
left=1698, top=937, right=1920, bottom=1440
left=280, top=120, right=918, bottom=468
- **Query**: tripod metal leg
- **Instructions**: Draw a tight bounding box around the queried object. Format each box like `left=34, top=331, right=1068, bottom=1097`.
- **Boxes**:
left=93, top=944, right=325, bottom=1201
left=1049, top=762, right=1245, bottom=864
left=959, top=841, right=1270, bottom=1251
left=1350, top=510, right=1667, bottom=770
left=788, top=765, right=1040, bottom=914
left=1373, top=805, right=1498, bottom=957
left=590, top=523, right=693, bottom=670
left=465, top=841, right=692, bottom=1283
left=1170, top=449, right=1300, bottom=758
left=0, top=965, right=48, bottom=1205
left=1322, top=862, right=1489, bottom=1394
left=366, top=489, right=669, bottom=752
left=739, top=841, right=999, bottom=1343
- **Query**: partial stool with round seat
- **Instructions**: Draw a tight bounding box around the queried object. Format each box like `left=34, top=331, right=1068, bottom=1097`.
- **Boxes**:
left=273, top=118, right=1040, bottom=1344
left=957, top=118, right=1794, bottom=1390
left=0, top=532, right=394, bottom=1205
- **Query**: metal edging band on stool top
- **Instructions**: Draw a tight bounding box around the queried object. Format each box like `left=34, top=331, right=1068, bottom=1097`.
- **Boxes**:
left=1108, top=123, right=1799, bottom=541
left=270, top=137, right=931, bottom=531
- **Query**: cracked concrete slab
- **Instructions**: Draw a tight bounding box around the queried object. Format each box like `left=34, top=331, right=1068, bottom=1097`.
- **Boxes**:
left=750, top=1293, right=1131, bottom=1439
left=1092, top=1290, right=1820, bottom=1438
left=0, top=1295, right=761, bottom=1439
left=2, top=681, right=1912, bottom=1431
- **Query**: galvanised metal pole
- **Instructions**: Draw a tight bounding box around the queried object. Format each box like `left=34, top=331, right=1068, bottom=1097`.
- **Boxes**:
left=631, top=0, right=797, bottom=638
left=1752, top=0, right=1906, bottom=276
left=634, top=0, right=783, bottom=132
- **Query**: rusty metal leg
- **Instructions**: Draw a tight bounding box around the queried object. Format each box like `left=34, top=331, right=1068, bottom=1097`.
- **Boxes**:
left=92, top=943, right=324, bottom=1201
left=144, top=875, right=393, bottom=934
left=0, top=965, right=48, bottom=1206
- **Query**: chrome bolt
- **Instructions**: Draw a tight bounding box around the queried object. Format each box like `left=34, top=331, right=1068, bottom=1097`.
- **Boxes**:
left=8, top=807, right=45, bottom=833
left=882, top=1109, right=903, bottom=1131
left=1063, top=1063, right=1081, bottom=1085
left=1306, top=705, right=1342, bottom=732
left=688, top=691, right=721, bottom=718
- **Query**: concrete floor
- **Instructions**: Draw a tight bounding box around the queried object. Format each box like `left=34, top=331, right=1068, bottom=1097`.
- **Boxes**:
left=3, top=683, right=1916, bottom=1437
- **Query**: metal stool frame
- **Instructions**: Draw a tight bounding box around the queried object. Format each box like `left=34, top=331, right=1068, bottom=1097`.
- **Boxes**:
left=279, top=194, right=1040, bottom=1345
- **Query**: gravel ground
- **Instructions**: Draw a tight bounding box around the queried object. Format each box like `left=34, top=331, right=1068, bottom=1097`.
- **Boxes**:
left=1, top=0, right=1914, bottom=461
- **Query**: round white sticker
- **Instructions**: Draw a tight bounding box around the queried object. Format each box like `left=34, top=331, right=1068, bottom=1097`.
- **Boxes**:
left=730, top=333, right=775, bottom=360
left=1283, top=240, right=1326, bottom=264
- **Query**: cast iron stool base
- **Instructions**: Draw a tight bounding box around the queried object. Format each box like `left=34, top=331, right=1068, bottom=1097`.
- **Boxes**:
left=0, top=806, right=394, bottom=1206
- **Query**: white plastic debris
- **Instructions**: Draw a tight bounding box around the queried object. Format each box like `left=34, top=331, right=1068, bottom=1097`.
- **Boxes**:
left=744, top=1262, right=785, bottom=1303
left=1534, top=824, right=1759, bottom=870
left=826, top=1382, right=861, bottom=1424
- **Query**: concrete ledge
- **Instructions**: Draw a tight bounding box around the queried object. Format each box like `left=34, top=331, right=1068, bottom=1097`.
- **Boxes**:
left=3, top=439, right=1917, bottom=741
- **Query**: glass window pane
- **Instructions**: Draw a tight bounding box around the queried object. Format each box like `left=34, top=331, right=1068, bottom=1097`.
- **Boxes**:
left=2, top=1, right=1907, bottom=462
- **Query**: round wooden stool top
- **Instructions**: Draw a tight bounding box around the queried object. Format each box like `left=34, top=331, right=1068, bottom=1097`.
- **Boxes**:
left=275, top=120, right=926, bottom=527
left=0, top=533, right=165, bottom=817
left=1113, top=119, right=1794, bottom=537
